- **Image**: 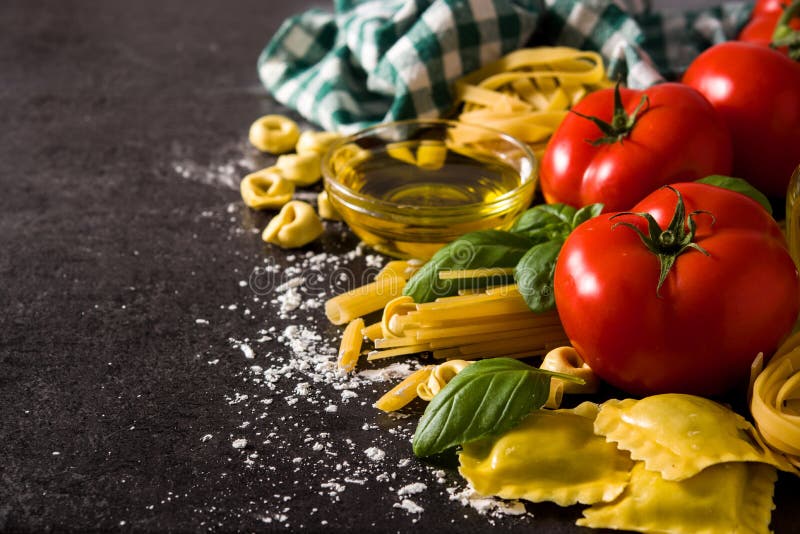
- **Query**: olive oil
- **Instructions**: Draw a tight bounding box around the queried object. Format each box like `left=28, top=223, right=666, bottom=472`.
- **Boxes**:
left=343, top=150, right=521, bottom=207
left=329, top=145, right=533, bottom=259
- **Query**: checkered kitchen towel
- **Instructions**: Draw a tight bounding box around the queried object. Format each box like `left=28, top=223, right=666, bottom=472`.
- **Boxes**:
left=257, top=0, right=752, bottom=133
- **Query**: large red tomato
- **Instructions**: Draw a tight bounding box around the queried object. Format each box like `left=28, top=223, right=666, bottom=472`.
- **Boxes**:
left=554, top=182, right=799, bottom=396
left=683, top=42, right=800, bottom=198
left=540, top=83, right=732, bottom=212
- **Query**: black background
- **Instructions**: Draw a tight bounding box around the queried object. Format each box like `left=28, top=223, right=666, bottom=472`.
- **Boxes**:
left=1, top=1, right=798, bottom=532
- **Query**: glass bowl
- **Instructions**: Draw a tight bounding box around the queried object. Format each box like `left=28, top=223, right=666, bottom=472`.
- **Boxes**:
left=322, top=119, right=537, bottom=259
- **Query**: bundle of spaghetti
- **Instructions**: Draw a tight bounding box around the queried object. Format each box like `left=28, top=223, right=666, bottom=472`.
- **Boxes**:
left=451, top=47, right=611, bottom=158
left=366, top=285, right=568, bottom=362
left=750, top=331, right=800, bottom=471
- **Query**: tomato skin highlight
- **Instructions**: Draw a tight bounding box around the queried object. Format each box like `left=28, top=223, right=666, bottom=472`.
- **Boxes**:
left=554, top=183, right=800, bottom=397
left=540, top=83, right=732, bottom=213
left=683, top=41, right=800, bottom=199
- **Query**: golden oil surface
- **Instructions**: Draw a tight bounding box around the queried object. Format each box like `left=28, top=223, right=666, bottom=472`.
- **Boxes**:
left=340, top=149, right=521, bottom=207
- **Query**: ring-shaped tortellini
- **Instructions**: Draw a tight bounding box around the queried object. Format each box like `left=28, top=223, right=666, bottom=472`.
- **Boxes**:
left=296, top=130, right=343, bottom=157
left=540, top=346, right=599, bottom=408
left=262, top=200, right=324, bottom=249
left=594, top=393, right=795, bottom=481
left=417, top=359, right=472, bottom=401
left=240, top=167, right=295, bottom=210
left=248, top=114, right=300, bottom=154
left=316, top=190, right=341, bottom=221
left=276, top=152, right=322, bottom=186
left=380, top=295, right=416, bottom=339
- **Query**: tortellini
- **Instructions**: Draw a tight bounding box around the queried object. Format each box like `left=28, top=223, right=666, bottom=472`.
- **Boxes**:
left=539, top=346, right=598, bottom=409
left=578, top=461, right=776, bottom=534
left=239, top=168, right=294, bottom=210
left=316, top=190, right=341, bottom=221
left=296, top=130, right=343, bottom=157
left=459, top=403, right=633, bottom=507
left=594, top=394, right=794, bottom=480
left=276, top=152, right=322, bottom=186
left=417, top=359, right=472, bottom=401
left=248, top=114, right=299, bottom=154
left=262, top=200, right=323, bottom=249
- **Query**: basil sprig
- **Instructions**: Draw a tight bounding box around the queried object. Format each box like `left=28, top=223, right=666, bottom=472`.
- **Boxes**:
left=403, top=203, right=603, bottom=312
left=412, top=358, right=584, bottom=457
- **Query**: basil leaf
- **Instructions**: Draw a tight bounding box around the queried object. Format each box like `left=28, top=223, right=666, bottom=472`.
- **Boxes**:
left=696, top=175, right=773, bottom=215
left=572, top=203, right=604, bottom=228
left=412, top=358, right=552, bottom=457
left=403, top=230, right=534, bottom=303
left=511, top=203, right=576, bottom=243
left=514, top=240, right=563, bottom=312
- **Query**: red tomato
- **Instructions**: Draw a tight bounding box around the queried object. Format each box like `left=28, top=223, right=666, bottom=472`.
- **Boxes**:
left=683, top=42, right=800, bottom=198
left=738, top=0, right=800, bottom=53
left=554, top=182, right=799, bottom=396
left=540, top=83, right=732, bottom=212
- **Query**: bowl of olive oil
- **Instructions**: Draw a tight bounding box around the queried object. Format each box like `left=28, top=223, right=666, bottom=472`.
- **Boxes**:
left=322, top=119, right=537, bottom=259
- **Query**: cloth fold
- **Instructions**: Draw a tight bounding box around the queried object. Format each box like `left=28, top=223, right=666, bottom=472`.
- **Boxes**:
left=258, top=0, right=752, bottom=133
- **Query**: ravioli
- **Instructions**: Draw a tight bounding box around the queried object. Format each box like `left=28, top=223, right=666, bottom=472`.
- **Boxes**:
left=594, top=394, right=793, bottom=480
left=458, top=403, right=633, bottom=506
left=578, top=461, right=777, bottom=534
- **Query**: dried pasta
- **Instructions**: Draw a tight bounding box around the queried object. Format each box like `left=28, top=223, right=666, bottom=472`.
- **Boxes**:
left=324, top=261, right=421, bottom=326
left=751, top=331, right=800, bottom=470
left=240, top=167, right=294, bottom=210
left=296, top=130, right=343, bottom=156
left=417, top=360, right=472, bottom=401
left=337, top=318, right=365, bottom=373
left=452, top=47, right=610, bottom=158
left=316, top=190, right=341, bottom=221
left=374, top=366, right=434, bottom=412
left=540, top=346, right=599, bottom=409
left=248, top=114, right=299, bottom=154
left=262, top=200, right=324, bottom=249
left=276, top=152, right=322, bottom=186
left=366, top=287, right=568, bottom=362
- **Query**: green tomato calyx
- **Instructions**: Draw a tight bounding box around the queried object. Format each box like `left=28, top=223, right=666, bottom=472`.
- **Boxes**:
left=772, top=0, right=800, bottom=61
left=610, top=186, right=715, bottom=297
left=571, top=79, right=649, bottom=146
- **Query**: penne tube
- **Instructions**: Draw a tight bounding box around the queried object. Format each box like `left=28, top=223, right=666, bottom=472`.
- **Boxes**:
left=337, top=318, right=365, bottom=373
left=374, top=366, right=434, bottom=412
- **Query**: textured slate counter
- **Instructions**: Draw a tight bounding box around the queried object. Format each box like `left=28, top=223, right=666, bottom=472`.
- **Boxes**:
left=1, top=1, right=798, bottom=532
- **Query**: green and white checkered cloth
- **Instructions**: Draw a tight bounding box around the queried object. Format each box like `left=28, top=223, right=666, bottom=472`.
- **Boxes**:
left=257, top=0, right=752, bottom=133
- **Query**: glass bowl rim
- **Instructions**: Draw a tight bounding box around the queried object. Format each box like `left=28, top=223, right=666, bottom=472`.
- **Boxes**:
left=321, top=118, right=537, bottom=218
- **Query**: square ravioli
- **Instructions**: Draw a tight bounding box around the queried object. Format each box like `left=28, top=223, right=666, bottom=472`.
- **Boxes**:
left=578, top=461, right=777, bottom=534
left=458, top=403, right=633, bottom=506
left=594, top=393, right=793, bottom=480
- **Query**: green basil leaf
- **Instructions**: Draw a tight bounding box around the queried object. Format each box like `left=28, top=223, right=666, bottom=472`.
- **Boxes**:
left=403, top=230, right=534, bottom=303
left=514, top=240, right=563, bottom=312
left=511, top=203, right=576, bottom=243
left=412, top=358, right=551, bottom=457
left=696, top=175, right=773, bottom=215
left=571, top=203, right=604, bottom=229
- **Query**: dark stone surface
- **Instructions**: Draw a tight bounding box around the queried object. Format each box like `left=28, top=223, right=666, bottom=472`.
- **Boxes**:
left=1, top=1, right=798, bottom=533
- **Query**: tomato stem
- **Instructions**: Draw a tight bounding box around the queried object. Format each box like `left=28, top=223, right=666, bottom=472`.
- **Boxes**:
left=571, top=79, right=649, bottom=146
left=610, top=186, right=715, bottom=297
left=773, top=0, right=800, bottom=60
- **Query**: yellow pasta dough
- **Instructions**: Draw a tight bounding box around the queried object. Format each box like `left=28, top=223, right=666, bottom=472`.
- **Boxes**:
left=459, top=403, right=633, bottom=507
left=578, top=461, right=776, bottom=534
left=262, top=200, right=324, bottom=249
left=751, top=330, right=800, bottom=469
left=240, top=167, right=294, bottom=210
left=316, top=190, right=341, bottom=221
left=275, top=152, right=322, bottom=186
left=594, top=394, right=793, bottom=481
left=296, top=130, right=343, bottom=156
left=416, top=359, right=472, bottom=401
left=248, top=114, right=300, bottom=154
left=539, top=346, right=598, bottom=409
